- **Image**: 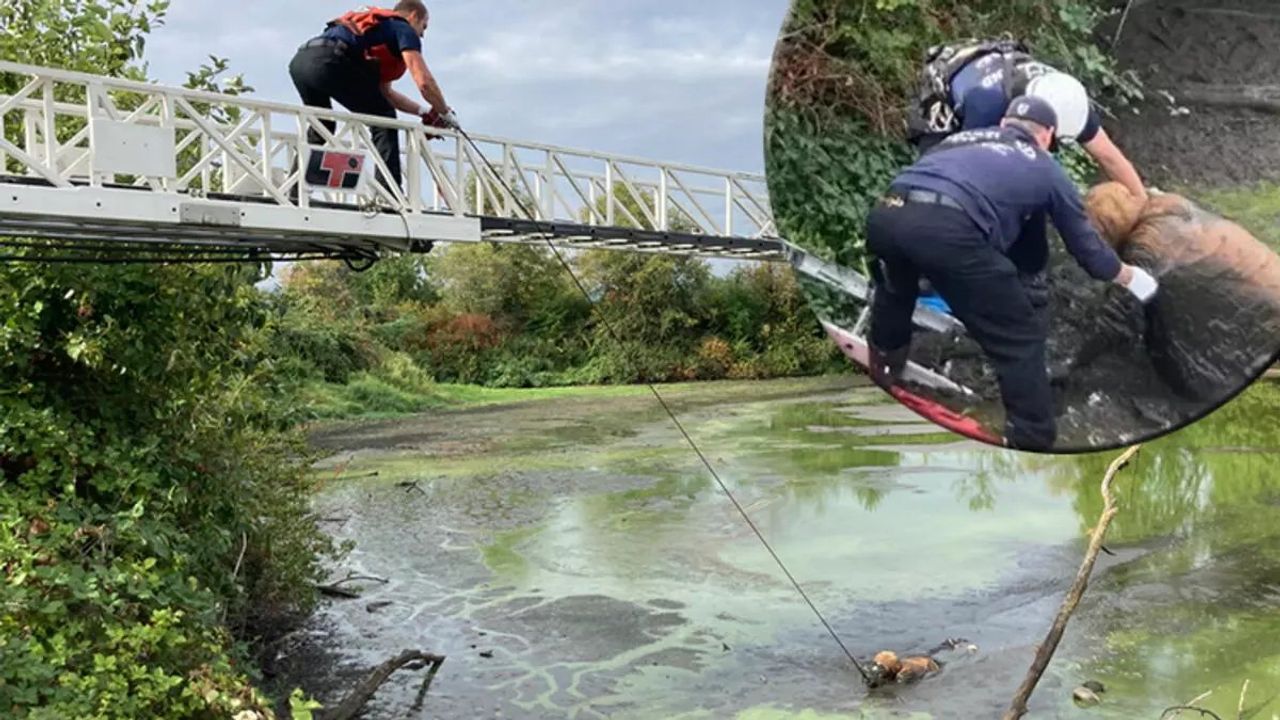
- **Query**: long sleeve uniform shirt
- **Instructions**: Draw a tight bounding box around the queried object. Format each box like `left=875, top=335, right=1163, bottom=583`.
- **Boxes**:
left=889, top=125, right=1123, bottom=282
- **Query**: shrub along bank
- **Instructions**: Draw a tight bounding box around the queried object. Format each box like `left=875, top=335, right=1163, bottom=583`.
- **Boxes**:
left=277, top=247, right=845, bottom=420
left=1, top=3, right=332, bottom=717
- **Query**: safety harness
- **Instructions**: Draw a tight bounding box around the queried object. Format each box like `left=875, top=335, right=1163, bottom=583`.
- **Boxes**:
left=327, top=7, right=412, bottom=83
left=905, top=36, right=1033, bottom=144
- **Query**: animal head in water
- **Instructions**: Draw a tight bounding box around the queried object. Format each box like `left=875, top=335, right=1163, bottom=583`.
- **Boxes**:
left=872, top=650, right=901, bottom=676
left=1084, top=182, right=1143, bottom=249
left=866, top=650, right=900, bottom=687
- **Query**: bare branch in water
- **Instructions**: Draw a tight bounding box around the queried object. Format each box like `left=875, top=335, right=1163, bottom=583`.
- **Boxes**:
left=1002, top=444, right=1141, bottom=720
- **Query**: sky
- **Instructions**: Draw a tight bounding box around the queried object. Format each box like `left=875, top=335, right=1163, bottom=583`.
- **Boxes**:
left=141, top=1, right=793, bottom=175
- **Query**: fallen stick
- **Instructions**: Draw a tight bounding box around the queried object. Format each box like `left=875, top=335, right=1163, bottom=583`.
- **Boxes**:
left=316, top=584, right=361, bottom=600
left=411, top=654, right=446, bottom=712
left=1164, top=84, right=1280, bottom=114
left=328, top=573, right=390, bottom=586
left=316, top=572, right=390, bottom=600
left=1181, top=7, right=1280, bottom=21
left=317, top=649, right=446, bottom=720
left=1159, top=707, right=1224, bottom=720
left=1001, top=444, right=1142, bottom=720
left=220, top=531, right=250, bottom=624
left=1161, top=690, right=1214, bottom=719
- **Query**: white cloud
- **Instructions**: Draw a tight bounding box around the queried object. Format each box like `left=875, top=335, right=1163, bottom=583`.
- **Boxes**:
left=437, top=32, right=772, bottom=84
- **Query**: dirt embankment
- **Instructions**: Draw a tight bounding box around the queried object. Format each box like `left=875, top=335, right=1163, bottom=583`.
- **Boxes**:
left=1101, top=0, right=1280, bottom=189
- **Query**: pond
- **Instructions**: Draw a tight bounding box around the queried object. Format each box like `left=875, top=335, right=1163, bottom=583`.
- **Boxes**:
left=285, top=375, right=1280, bottom=719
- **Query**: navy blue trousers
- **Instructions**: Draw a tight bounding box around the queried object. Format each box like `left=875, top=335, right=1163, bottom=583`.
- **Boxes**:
left=866, top=198, right=1056, bottom=450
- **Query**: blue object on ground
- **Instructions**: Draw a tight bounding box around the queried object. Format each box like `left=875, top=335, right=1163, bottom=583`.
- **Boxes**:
left=918, top=295, right=953, bottom=315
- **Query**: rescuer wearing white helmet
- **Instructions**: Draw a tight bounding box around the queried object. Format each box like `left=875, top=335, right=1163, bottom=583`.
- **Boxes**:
left=1025, top=71, right=1091, bottom=139
left=907, top=39, right=1147, bottom=203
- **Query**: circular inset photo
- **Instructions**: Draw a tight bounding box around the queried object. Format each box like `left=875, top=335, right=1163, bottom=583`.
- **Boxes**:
left=763, top=0, right=1280, bottom=453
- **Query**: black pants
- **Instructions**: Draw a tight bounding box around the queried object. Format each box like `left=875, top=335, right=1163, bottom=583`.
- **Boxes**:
left=866, top=198, right=1056, bottom=450
left=288, top=44, right=401, bottom=191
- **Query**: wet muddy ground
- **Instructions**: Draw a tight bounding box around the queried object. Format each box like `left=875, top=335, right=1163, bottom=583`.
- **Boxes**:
left=1103, top=0, right=1280, bottom=189
left=271, top=375, right=1280, bottom=719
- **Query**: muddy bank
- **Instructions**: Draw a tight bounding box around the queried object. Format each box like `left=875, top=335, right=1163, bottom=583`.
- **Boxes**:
left=306, top=375, right=858, bottom=455
left=1102, top=0, right=1280, bottom=189
left=264, top=377, right=1280, bottom=718
left=903, top=219, right=1276, bottom=451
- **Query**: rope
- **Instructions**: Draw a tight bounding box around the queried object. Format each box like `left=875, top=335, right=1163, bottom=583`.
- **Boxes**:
left=1112, top=0, right=1138, bottom=49
left=454, top=127, right=873, bottom=683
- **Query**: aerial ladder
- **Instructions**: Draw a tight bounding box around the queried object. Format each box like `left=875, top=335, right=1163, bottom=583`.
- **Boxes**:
left=0, top=60, right=969, bottom=395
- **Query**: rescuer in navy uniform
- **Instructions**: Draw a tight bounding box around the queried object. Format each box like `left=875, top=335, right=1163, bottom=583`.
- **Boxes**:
left=865, top=95, right=1159, bottom=451
left=906, top=38, right=1146, bottom=203
left=288, top=1, right=456, bottom=191
left=903, top=39, right=1150, bottom=323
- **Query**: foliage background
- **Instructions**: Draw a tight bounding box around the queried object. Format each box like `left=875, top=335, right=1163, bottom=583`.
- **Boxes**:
left=1, top=2, right=333, bottom=717
left=279, top=245, right=842, bottom=421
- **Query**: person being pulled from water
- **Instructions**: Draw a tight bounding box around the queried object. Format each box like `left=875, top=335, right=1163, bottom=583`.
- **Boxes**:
left=288, top=1, right=458, bottom=192
left=864, top=95, right=1159, bottom=451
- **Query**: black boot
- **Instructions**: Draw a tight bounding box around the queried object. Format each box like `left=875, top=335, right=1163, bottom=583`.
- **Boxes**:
left=1003, top=415, right=1056, bottom=452
left=867, top=342, right=909, bottom=391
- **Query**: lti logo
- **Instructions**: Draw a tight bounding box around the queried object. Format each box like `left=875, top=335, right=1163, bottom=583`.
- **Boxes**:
left=305, top=149, right=366, bottom=189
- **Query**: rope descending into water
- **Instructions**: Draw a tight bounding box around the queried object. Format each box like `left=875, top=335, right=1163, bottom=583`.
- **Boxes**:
left=455, top=127, right=873, bottom=685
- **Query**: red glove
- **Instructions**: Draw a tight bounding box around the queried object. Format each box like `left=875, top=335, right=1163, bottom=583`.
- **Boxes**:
left=420, top=109, right=445, bottom=140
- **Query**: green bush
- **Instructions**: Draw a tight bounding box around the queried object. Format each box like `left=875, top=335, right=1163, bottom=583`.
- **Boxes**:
left=278, top=246, right=845, bottom=408
left=0, top=260, right=334, bottom=717
left=0, top=3, right=343, bottom=716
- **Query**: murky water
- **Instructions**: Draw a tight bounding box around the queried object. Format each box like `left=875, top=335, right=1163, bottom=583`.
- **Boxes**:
left=287, top=376, right=1280, bottom=719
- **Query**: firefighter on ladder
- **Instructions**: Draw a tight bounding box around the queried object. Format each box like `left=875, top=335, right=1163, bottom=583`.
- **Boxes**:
left=288, top=1, right=457, bottom=192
